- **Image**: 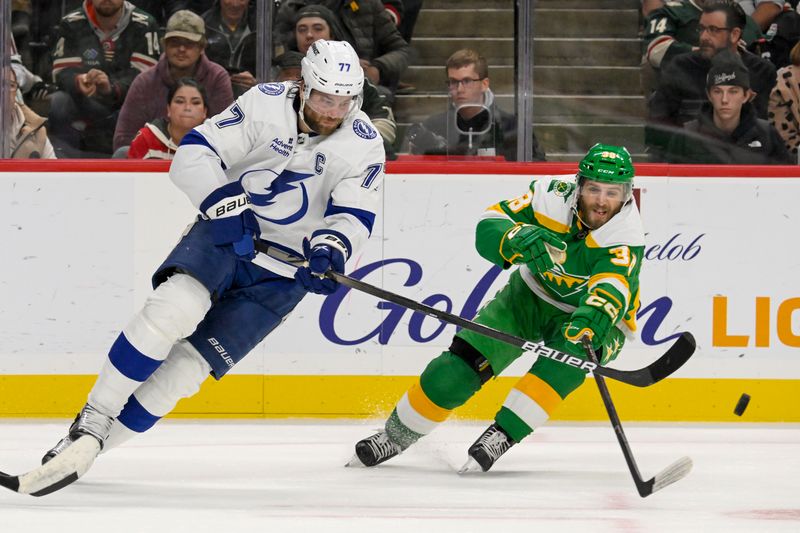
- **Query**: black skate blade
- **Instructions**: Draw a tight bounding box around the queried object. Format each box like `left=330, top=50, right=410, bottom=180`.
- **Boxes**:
left=0, top=435, right=99, bottom=497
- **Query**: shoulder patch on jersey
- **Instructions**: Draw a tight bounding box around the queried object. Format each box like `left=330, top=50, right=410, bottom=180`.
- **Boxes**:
left=548, top=179, right=576, bottom=199
left=258, top=83, right=286, bottom=96
left=353, top=119, right=378, bottom=140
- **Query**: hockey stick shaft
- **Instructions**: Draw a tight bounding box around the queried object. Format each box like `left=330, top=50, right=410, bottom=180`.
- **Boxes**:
left=581, top=336, right=693, bottom=497
left=253, top=242, right=695, bottom=388
left=582, top=336, right=652, bottom=497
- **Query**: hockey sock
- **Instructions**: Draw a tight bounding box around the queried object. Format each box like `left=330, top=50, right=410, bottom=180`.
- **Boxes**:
left=106, top=341, right=212, bottom=449
left=495, top=372, right=566, bottom=443
left=89, top=274, right=211, bottom=417
left=390, top=351, right=482, bottom=445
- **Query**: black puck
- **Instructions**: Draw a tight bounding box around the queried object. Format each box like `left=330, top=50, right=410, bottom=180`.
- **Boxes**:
left=734, top=393, right=751, bottom=416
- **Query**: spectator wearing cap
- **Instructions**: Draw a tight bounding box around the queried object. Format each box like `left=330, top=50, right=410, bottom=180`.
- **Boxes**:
left=274, top=51, right=304, bottom=82
left=285, top=4, right=398, bottom=156
left=275, top=0, right=410, bottom=92
left=113, top=9, right=233, bottom=153
left=47, top=0, right=160, bottom=156
left=665, top=50, right=791, bottom=164
left=202, top=0, right=258, bottom=97
left=646, top=0, right=776, bottom=160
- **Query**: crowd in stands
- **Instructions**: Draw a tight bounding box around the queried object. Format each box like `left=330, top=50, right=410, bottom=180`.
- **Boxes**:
left=4, top=0, right=543, bottom=162
left=643, top=0, right=800, bottom=164
left=8, top=0, right=800, bottom=164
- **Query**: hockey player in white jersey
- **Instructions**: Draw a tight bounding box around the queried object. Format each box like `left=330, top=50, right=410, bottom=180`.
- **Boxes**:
left=39, top=40, right=385, bottom=485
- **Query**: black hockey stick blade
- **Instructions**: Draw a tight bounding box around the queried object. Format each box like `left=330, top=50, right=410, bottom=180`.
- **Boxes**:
left=0, top=435, right=99, bottom=497
left=598, top=331, right=696, bottom=387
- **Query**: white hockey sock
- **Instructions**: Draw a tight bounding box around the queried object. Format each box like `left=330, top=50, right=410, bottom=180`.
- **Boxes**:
left=89, top=274, right=211, bottom=417
left=103, top=340, right=212, bottom=452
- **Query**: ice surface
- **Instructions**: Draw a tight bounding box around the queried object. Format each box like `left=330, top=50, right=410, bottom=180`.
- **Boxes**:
left=1, top=420, right=798, bottom=532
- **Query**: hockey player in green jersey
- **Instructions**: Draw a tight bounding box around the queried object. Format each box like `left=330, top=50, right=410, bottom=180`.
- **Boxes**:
left=351, top=143, right=645, bottom=472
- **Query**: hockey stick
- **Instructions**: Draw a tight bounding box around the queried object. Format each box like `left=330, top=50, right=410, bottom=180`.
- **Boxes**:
left=0, top=435, right=100, bottom=497
left=581, top=336, right=693, bottom=497
left=253, top=243, right=696, bottom=388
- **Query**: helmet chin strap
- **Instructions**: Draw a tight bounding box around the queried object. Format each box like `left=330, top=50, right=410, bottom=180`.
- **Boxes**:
left=297, top=92, right=317, bottom=134
left=572, top=204, right=595, bottom=231
left=572, top=178, right=596, bottom=231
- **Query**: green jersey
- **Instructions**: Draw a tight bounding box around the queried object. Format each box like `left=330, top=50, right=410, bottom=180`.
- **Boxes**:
left=475, top=176, right=645, bottom=337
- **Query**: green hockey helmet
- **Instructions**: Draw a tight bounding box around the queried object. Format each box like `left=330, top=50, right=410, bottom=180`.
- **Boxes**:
left=577, top=143, right=634, bottom=202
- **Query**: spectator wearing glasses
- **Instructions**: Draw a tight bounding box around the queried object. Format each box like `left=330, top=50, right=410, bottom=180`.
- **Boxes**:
left=47, top=0, right=160, bottom=157
left=406, top=49, right=545, bottom=161
left=643, top=0, right=762, bottom=73
left=665, top=50, right=790, bottom=163
left=113, top=10, right=233, bottom=153
left=646, top=0, right=776, bottom=160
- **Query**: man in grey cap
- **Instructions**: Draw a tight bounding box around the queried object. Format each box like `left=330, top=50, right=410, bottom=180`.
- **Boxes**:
left=665, top=50, right=791, bottom=163
left=113, top=10, right=234, bottom=153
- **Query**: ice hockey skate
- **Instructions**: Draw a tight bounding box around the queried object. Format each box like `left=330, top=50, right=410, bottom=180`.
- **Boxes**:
left=458, top=423, right=516, bottom=474
left=42, top=404, right=114, bottom=464
left=0, top=405, right=112, bottom=497
left=348, top=431, right=404, bottom=467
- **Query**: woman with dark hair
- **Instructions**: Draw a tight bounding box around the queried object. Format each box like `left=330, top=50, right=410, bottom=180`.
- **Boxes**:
left=128, top=78, right=209, bottom=160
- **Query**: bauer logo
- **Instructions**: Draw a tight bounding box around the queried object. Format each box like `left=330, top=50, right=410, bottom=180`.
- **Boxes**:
left=353, top=119, right=377, bottom=140
left=258, top=83, right=286, bottom=96
left=207, top=337, right=235, bottom=368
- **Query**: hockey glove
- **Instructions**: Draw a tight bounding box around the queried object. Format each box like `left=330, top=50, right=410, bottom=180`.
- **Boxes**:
left=201, top=182, right=261, bottom=260
left=552, top=300, right=618, bottom=362
left=294, top=237, right=346, bottom=295
left=500, top=223, right=567, bottom=273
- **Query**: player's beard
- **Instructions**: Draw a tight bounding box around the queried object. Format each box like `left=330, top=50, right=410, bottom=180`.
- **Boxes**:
left=577, top=195, right=621, bottom=229
left=302, top=104, right=345, bottom=136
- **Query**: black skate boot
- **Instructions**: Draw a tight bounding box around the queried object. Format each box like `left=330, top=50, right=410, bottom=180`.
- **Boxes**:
left=42, top=404, right=114, bottom=464
left=349, top=431, right=404, bottom=467
left=458, top=423, right=516, bottom=473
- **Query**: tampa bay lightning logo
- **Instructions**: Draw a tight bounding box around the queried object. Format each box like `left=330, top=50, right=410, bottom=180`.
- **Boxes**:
left=353, top=119, right=377, bottom=140
left=258, top=83, right=286, bottom=96
left=245, top=169, right=314, bottom=225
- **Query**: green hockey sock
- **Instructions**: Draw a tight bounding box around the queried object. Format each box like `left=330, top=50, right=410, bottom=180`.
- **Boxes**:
left=385, top=409, right=424, bottom=449
left=495, top=406, right=534, bottom=443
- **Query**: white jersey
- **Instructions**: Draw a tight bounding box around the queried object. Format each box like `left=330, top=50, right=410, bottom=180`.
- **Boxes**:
left=170, top=81, right=385, bottom=278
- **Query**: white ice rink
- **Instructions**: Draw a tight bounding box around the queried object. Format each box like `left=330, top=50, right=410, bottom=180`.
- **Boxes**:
left=1, top=420, right=798, bottom=533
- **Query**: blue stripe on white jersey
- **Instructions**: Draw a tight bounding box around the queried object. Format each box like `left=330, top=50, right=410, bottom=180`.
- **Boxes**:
left=323, top=198, right=376, bottom=235
left=181, top=130, right=228, bottom=170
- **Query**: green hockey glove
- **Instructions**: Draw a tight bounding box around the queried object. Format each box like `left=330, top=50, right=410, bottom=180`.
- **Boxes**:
left=500, top=223, right=567, bottom=273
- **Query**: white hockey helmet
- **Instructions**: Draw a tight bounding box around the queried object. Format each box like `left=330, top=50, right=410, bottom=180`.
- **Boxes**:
left=300, top=39, right=364, bottom=119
